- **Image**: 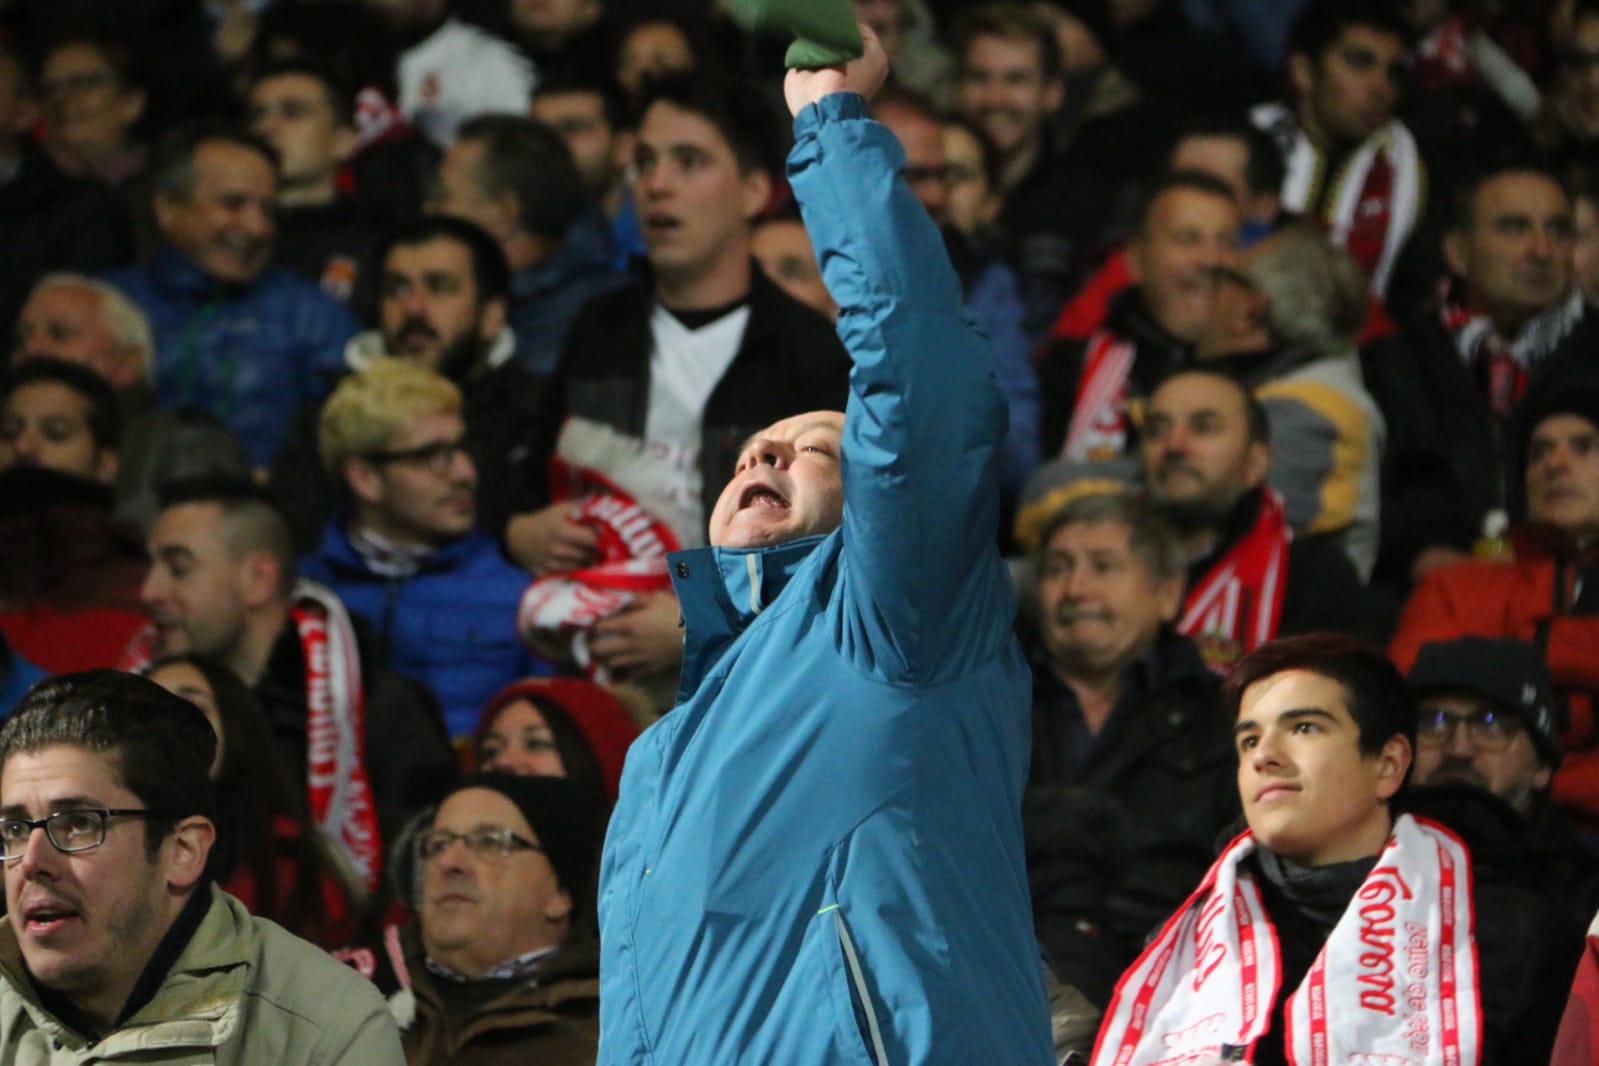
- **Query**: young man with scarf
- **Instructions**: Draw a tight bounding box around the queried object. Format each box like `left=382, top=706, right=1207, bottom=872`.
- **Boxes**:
left=1092, top=633, right=1573, bottom=1065
left=136, top=477, right=457, bottom=894
left=1249, top=0, right=1420, bottom=300
left=1138, top=369, right=1387, bottom=673
left=1362, top=161, right=1599, bottom=594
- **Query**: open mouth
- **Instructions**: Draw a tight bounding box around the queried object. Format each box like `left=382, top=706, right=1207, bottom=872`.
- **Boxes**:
left=644, top=213, right=682, bottom=235
left=739, top=484, right=790, bottom=511
left=23, top=902, right=80, bottom=936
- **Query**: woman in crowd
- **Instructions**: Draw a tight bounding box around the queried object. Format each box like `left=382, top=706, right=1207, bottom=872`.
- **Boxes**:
left=147, top=653, right=360, bottom=946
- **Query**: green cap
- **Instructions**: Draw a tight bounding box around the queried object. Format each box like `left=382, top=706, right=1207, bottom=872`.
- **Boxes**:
left=723, top=0, right=864, bottom=69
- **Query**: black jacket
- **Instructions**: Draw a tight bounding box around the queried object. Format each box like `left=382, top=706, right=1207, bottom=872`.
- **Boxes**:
left=1038, top=287, right=1193, bottom=459
left=523, top=265, right=851, bottom=520
left=1360, top=303, right=1599, bottom=590
left=1024, top=629, right=1237, bottom=1007
left=1192, top=487, right=1395, bottom=648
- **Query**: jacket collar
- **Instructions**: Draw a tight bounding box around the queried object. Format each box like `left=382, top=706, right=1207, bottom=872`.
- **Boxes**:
left=668, top=535, right=827, bottom=704
left=316, top=515, right=484, bottom=576
left=147, top=245, right=248, bottom=302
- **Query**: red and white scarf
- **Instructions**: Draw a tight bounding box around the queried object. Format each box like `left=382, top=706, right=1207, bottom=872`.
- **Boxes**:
left=119, top=580, right=382, bottom=890
left=1440, top=286, right=1585, bottom=419
left=1179, top=489, right=1291, bottom=674
left=1093, top=815, right=1481, bottom=1066
left=1063, top=329, right=1137, bottom=461
left=290, top=579, right=381, bottom=892
left=517, top=457, right=678, bottom=683
left=1251, top=103, right=1422, bottom=297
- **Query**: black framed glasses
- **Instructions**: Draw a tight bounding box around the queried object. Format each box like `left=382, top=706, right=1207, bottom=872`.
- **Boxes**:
left=415, top=826, right=542, bottom=862
left=1415, top=708, right=1522, bottom=752
left=0, top=808, right=176, bottom=860
left=363, top=436, right=470, bottom=476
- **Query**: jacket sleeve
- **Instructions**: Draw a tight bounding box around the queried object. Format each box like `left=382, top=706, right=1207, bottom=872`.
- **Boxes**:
left=789, top=93, right=1012, bottom=678
left=1388, top=566, right=1478, bottom=671
left=321, top=977, right=407, bottom=1064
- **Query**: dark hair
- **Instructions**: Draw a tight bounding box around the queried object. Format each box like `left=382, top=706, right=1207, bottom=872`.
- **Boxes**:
left=943, top=113, right=1003, bottom=192
left=42, top=32, right=146, bottom=93
left=248, top=57, right=356, bottom=130
left=1136, top=169, right=1239, bottom=235
left=158, top=476, right=296, bottom=599
left=1449, top=158, right=1569, bottom=233
left=472, top=691, right=607, bottom=812
left=3, top=356, right=123, bottom=451
left=1286, top=0, right=1414, bottom=63
left=1224, top=633, right=1415, bottom=771
left=1154, top=368, right=1271, bottom=447
left=454, top=114, right=587, bottom=241
left=953, top=2, right=1064, bottom=82
left=872, top=83, right=941, bottom=127
left=149, top=655, right=352, bottom=941
left=533, top=66, right=630, bottom=133
left=375, top=215, right=512, bottom=306
left=150, top=120, right=279, bottom=204
left=1173, top=113, right=1287, bottom=199
left=246, top=0, right=400, bottom=102
left=634, top=70, right=785, bottom=179
left=0, top=670, right=217, bottom=862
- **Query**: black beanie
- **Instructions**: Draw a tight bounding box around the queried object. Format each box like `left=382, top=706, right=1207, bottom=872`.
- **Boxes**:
left=444, top=772, right=601, bottom=911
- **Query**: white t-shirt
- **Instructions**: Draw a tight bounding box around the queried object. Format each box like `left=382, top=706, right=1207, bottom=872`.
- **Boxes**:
left=641, top=303, right=750, bottom=546
left=397, top=17, right=537, bottom=148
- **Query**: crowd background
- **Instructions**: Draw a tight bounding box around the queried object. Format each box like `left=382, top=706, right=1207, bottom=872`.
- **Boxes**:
left=9, top=0, right=1599, bottom=1060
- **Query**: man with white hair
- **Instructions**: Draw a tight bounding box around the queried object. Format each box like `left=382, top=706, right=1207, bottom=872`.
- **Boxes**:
left=10, top=272, right=249, bottom=531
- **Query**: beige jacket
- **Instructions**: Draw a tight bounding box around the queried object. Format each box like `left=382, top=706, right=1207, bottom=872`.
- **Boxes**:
left=0, top=885, right=403, bottom=1064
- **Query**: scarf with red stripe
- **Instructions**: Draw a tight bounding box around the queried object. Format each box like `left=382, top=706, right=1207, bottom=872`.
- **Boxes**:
left=1439, top=286, right=1585, bottom=419
left=1092, top=815, right=1481, bottom=1066
left=1179, top=488, right=1291, bottom=674
left=1063, top=328, right=1137, bottom=461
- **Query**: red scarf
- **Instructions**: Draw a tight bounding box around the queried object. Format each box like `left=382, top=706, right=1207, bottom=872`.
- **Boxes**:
left=290, top=580, right=382, bottom=892
left=1093, top=815, right=1481, bottom=1066
left=1179, top=489, right=1291, bottom=673
left=1063, top=329, right=1136, bottom=461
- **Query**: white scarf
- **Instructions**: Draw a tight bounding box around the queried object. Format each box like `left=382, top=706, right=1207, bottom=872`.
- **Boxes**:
left=1251, top=103, right=1423, bottom=297
left=1093, top=814, right=1480, bottom=1066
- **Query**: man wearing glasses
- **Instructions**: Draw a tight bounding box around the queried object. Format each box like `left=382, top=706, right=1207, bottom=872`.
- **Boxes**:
left=0, top=669, right=402, bottom=1061
left=338, top=772, right=601, bottom=1062
left=1406, top=637, right=1599, bottom=917
left=301, top=358, right=550, bottom=739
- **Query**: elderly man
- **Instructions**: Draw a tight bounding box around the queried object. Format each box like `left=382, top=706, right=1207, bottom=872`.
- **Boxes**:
left=1023, top=491, right=1235, bottom=1008
left=1392, top=386, right=1599, bottom=821
left=1137, top=368, right=1385, bottom=671
left=0, top=670, right=402, bottom=1061
left=103, top=122, right=358, bottom=469
left=298, top=359, right=547, bottom=738
left=595, top=32, right=1053, bottom=1064
left=11, top=273, right=251, bottom=531
left=1095, top=633, right=1577, bottom=1064
left=342, top=773, right=600, bottom=1063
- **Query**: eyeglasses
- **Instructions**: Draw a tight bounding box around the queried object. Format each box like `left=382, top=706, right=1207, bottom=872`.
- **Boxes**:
left=39, top=72, right=119, bottom=98
left=902, top=164, right=951, bottom=186
left=415, top=826, right=542, bottom=862
left=364, top=436, right=471, bottom=476
left=1415, top=708, right=1522, bottom=752
left=1565, top=48, right=1599, bottom=72
left=0, top=808, right=175, bottom=861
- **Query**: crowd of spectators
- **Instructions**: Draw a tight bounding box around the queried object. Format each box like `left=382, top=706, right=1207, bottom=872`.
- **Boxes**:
left=8, top=0, right=1599, bottom=1060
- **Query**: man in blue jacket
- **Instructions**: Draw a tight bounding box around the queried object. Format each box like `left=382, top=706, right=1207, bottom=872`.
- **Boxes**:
left=104, top=122, right=357, bottom=470
left=596, top=30, right=1054, bottom=1066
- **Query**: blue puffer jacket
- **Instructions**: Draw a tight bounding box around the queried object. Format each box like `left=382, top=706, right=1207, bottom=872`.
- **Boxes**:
left=297, top=520, right=550, bottom=739
left=105, top=247, right=358, bottom=466
left=597, top=95, right=1053, bottom=1066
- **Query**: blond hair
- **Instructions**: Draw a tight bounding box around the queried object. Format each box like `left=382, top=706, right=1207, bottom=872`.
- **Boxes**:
left=317, top=359, right=462, bottom=480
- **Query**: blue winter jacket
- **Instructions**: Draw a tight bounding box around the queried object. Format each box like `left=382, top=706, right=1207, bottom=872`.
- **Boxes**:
left=105, top=247, right=358, bottom=467
left=597, top=94, right=1053, bottom=1066
left=297, top=520, right=549, bottom=739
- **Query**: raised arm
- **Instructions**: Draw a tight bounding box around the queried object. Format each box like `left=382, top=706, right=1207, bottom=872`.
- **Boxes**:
left=787, top=34, right=1015, bottom=678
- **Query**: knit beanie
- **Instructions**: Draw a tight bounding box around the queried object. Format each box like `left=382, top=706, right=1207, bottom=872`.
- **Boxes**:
left=444, top=772, right=601, bottom=907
